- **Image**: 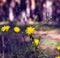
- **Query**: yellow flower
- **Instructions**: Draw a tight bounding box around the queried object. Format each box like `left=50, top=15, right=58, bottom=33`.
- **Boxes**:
left=1, top=25, right=10, bottom=32
left=1, top=25, right=6, bottom=32
left=5, top=25, right=10, bottom=32
left=55, top=55, right=60, bottom=58
left=14, top=27, right=20, bottom=33
left=25, top=26, right=35, bottom=35
left=32, top=39, right=40, bottom=46
left=57, top=46, right=60, bottom=50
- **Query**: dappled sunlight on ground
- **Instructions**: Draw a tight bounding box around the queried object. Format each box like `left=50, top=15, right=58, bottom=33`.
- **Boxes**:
left=33, top=29, right=60, bottom=50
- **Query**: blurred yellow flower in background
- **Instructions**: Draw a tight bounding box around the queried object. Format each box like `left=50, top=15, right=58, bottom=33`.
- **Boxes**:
left=1, top=25, right=10, bottom=32
left=57, top=46, right=60, bottom=50
left=25, top=26, right=35, bottom=35
left=55, top=55, right=60, bottom=58
left=14, top=27, right=20, bottom=33
left=5, top=25, right=10, bottom=32
left=32, top=39, right=40, bottom=46
left=1, top=25, right=6, bottom=32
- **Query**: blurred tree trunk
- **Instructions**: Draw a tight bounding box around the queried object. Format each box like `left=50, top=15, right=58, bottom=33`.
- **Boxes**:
left=35, top=0, right=43, bottom=21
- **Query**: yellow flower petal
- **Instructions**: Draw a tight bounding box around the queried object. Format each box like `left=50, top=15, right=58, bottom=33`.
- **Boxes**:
left=5, top=25, right=10, bottom=32
left=25, top=26, right=35, bottom=35
left=14, top=27, right=20, bottom=33
left=1, top=26, right=6, bottom=32
left=32, top=39, right=40, bottom=46
left=57, top=46, right=60, bottom=50
left=55, top=55, right=60, bottom=58
left=1, top=25, right=10, bottom=32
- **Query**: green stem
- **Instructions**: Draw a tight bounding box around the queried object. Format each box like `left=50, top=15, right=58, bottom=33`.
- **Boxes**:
left=39, top=48, right=48, bottom=57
